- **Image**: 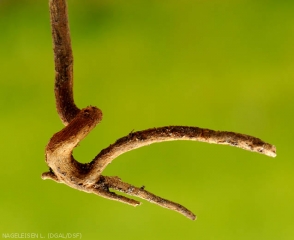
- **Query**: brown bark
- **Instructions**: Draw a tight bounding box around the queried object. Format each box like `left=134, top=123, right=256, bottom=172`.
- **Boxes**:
left=49, top=0, right=80, bottom=125
left=43, top=0, right=276, bottom=221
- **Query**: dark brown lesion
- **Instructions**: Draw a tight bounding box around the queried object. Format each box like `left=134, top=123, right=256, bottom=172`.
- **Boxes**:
left=43, top=0, right=276, bottom=221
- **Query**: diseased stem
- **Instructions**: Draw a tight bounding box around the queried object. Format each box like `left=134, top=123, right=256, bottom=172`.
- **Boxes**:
left=43, top=0, right=277, bottom=221
left=49, top=0, right=80, bottom=125
left=86, top=126, right=276, bottom=185
left=99, top=176, right=196, bottom=220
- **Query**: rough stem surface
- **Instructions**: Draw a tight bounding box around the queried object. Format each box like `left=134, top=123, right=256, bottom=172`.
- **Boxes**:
left=43, top=0, right=276, bottom=221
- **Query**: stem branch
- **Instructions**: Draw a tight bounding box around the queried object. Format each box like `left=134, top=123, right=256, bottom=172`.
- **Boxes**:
left=43, top=0, right=277, bottom=221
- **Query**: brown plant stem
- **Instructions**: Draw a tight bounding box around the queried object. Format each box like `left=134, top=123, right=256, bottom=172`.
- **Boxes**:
left=98, top=176, right=197, bottom=220
left=86, top=126, right=276, bottom=185
left=49, top=0, right=80, bottom=125
left=43, top=0, right=277, bottom=221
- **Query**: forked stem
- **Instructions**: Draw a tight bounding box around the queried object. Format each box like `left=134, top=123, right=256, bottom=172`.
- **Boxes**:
left=43, top=0, right=276, bottom=221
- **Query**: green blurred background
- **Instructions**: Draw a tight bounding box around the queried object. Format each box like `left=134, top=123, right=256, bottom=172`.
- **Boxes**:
left=0, top=0, right=293, bottom=239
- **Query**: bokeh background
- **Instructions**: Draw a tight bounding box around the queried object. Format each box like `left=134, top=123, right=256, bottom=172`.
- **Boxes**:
left=0, top=0, right=293, bottom=239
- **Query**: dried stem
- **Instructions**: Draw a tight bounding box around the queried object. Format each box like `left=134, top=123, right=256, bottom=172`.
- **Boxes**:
left=98, top=176, right=196, bottom=220
left=86, top=126, right=276, bottom=184
left=49, top=0, right=80, bottom=125
left=43, top=0, right=276, bottom=221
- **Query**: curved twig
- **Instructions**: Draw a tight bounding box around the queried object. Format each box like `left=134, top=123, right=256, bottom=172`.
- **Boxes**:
left=86, top=126, right=276, bottom=184
left=43, top=0, right=276, bottom=221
